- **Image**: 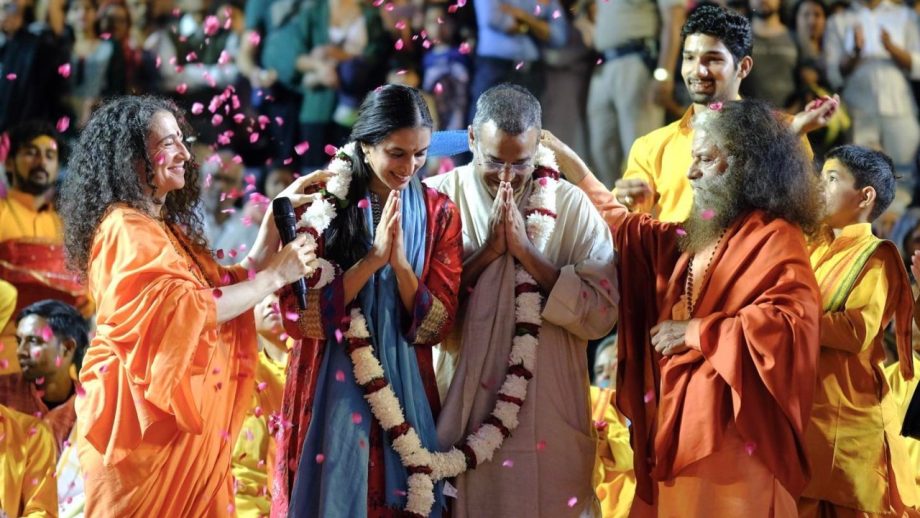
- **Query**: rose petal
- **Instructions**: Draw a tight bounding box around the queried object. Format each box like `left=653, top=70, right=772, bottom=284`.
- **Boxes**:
left=351, top=412, right=363, bottom=424
left=315, top=453, right=325, bottom=464
left=536, top=440, right=547, bottom=451
left=644, top=390, right=655, bottom=403
left=56, top=116, right=70, bottom=133
left=567, top=497, right=578, bottom=508
left=249, top=132, right=260, bottom=144
left=211, top=114, right=224, bottom=126
left=502, top=459, right=514, bottom=468
left=357, top=199, right=370, bottom=209
left=745, top=441, right=757, bottom=456
left=57, top=63, right=71, bottom=78
left=434, top=82, right=444, bottom=95
left=295, top=141, right=310, bottom=155
left=675, top=228, right=687, bottom=236
left=335, top=370, right=346, bottom=382
left=6, top=73, right=16, bottom=80
left=701, top=208, right=715, bottom=220
left=459, top=42, right=471, bottom=54
left=176, top=83, right=188, bottom=94
left=212, top=288, right=223, bottom=298
left=324, top=144, right=338, bottom=156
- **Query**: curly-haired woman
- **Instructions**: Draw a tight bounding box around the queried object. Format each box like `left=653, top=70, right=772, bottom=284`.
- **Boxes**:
left=59, top=95, right=320, bottom=517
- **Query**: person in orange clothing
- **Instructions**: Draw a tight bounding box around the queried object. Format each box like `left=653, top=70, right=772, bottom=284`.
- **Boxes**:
left=57, top=95, right=321, bottom=518
left=0, top=121, right=89, bottom=377
left=612, top=4, right=838, bottom=223
left=801, top=145, right=920, bottom=516
left=548, top=98, right=823, bottom=516
left=0, top=403, right=57, bottom=518
left=232, top=293, right=288, bottom=517
left=11, top=300, right=88, bottom=450
left=590, top=336, right=636, bottom=518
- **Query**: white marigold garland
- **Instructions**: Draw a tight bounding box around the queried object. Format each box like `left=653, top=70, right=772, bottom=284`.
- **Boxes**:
left=299, top=142, right=560, bottom=516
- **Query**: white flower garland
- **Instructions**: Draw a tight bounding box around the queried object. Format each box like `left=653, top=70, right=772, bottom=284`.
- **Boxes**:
left=297, top=143, right=560, bottom=516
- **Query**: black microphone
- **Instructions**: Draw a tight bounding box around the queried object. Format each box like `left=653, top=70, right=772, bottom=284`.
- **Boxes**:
left=272, top=196, right=308, bottom=310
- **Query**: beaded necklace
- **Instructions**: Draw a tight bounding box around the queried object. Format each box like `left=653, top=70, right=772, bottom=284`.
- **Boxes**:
left=685, top=230, right=726, bottom=315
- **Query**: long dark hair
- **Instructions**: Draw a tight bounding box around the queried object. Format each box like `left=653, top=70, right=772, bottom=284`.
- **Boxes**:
left=325, top=85, right=433, bottom=269
left=59, top=95, right=205, bottom=275
left=692, top=98, right=823, bottom=234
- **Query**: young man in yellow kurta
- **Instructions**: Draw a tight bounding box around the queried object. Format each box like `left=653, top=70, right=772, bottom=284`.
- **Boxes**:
left=612, top=5, right=834, bottom=223
left=802, top=145, right=920, bottom=516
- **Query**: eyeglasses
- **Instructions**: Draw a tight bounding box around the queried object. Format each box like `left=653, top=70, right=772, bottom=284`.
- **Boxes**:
left=476, top=145, right=535, bottom=176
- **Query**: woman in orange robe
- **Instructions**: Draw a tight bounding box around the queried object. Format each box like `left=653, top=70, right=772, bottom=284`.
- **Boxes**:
left=58, top=96, right=320, bottom=517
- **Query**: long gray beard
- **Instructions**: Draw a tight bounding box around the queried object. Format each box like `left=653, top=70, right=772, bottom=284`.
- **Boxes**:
left=678, top=171, right=743, bottom=254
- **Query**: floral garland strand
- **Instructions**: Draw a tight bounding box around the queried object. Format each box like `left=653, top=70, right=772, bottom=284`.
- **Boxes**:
left=298, top=143, right=559, bottom=516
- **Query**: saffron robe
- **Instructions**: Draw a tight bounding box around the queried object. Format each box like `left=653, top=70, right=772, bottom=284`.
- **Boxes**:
left=801, top=224, right=918, bottom=514
left=0, top=403, right=57, bottom=518
left=577, top=173, right=821, bottom=506
left=428, top=166, right=619, bottom=517
left=590, top=387, right=635, bottom=518
left=232, top=348, right=286, bottom=517
left=76, top=206, right=257, bottom=517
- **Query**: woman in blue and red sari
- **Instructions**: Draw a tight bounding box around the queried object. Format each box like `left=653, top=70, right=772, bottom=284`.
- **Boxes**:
left=272, top=85, right=462, bottom=517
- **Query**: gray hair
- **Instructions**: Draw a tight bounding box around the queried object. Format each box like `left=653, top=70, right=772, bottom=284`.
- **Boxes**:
left=472, top=83, right=542, bottom=136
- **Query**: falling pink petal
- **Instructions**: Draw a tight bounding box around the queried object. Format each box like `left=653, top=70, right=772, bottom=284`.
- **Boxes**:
left=335, top=370, right=346, bottom=382
left=515, top=62, right=524, bottom=70
left=176, top=83, right=188, bottom=94
left=212, top=114, right=224, bottom=126
left=56, top=116, right=70, bottom=133
left=215, top=249, right=225, bottom=259
left=248, top=268, right=257, bottom=280
left=226, top=503, right=235, bottom=515
left=315, top=453, right=325, bottom=464
left=155, top=56, right=162, bottom=69
left=75, top=385, right=86, bottom=397
left=552, top=9, right=561, bottom=18
left=100, top=32, right=111, bottom=40
left=257, top=381, right=268, bottom=392
left=357, top=199, right=370, bottom=209
left=218, top=50, right=231, bottom=65
left=394, top=39, right=404, bottom=51
left=644, top=390, right=654, bottom=403
left=0, top=359, right=8, bottom=370
left=502, top=459, right=514, bottom=468
left=701, top=208, right=715, bottom=220
left=55, top=356, right=63, bottom=368
left=567, top=497, right=578, bottom=508
left=599, top=278, right=611, bottom=290
left=295, top=141, right=310, bottom=155
left=351, top=412, right=363, bottom=424
left=324, top=144, right=338, bottom=156
left=275, top=116, right=285, bottom=126
left=395, top=20, right=407, bottom=30
left=745, top=441, right=757, bottom=456
left=186, top=51, right=198, bottom=63
left=57, top=63, right=71, bottom=78
left=385, top=2, right=395, bottom=10
left=249, top=132, right=260, bottom=144
left=284, top=311, right=300, bottom=322
left=675, top=228, right=687, bottom=236
left=534, top=4, right=541, bottom=14
left=212, top=288, right=223, bottom=298
left=35, top=377, right=45, bottom=385
left=203, top=15, right=220, bottom=36
left=334, top=329, right=344, bottom=343
left=459, top=42, right=471, bottom=54
left=191, top=102, right=204, bottom=115
left=233, top=113, right=246, bottom=124
left=596, top=57, right=603, bottom=65
left=373, top=0, right=384, bottom=5
left=434, top=82, right=444, bottom=95
left=248, top=32, right=261, bottom=46
left=257, top=115, right=270, bottom=129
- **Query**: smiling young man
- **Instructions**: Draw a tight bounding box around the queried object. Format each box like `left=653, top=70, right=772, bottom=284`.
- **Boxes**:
left=425, top=83, right=618, bottom=517
left=612, top=4, right=836, bottom=223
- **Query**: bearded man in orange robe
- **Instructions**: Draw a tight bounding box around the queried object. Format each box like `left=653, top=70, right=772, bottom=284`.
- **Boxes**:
left=548, top=98, right=823, bottom=517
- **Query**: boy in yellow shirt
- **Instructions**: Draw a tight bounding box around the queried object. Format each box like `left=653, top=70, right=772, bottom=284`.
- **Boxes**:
left=802, top=145, right=918, bottom=516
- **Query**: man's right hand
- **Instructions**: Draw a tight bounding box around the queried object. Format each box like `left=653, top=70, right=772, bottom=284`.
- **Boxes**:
left=614, top=178, right=653, bottom=209
left=485, top=185, right=507, bottom=257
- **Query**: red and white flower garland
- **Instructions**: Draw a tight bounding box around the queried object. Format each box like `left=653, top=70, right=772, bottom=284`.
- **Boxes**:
left=298, top=142, right=560, bottom=516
